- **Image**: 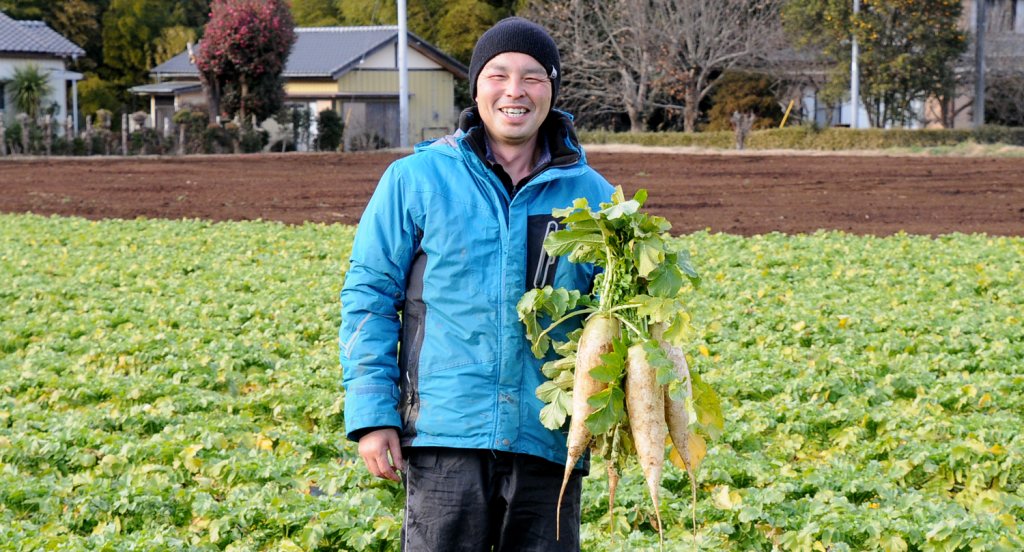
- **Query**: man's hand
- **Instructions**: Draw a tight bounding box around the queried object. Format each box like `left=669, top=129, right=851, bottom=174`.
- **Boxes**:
left=358, top=428, right=404, bottom=482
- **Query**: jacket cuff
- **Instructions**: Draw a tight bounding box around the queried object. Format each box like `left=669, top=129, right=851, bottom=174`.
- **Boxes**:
left=344, top=386, right=402, bottom=442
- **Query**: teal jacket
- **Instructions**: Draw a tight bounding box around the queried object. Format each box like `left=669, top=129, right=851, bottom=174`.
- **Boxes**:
left=340, top=109, right=614, bottom=466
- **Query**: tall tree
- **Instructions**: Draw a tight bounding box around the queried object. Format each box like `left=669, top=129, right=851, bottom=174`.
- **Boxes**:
left=154, top=25, right=198, bottom=65
left=527, top=0, right=781, bottom=132
left=0, top=0, right=49, bottom=19
left=435, top=0, right=504, bottom=65
left=291, top=0, right=343, bottom=26
left=784, top=0, right=967, bottom=128
left=50, top=0, right=99, bottom=53
left=171, top=0, right=210, bottom=29
left=524, top=0, right=665, bottom=132
left=661, top=0, right=785, bottom=132
left=101, top=0, right=173, bottom=88
left=196, top=0, right=296, bottom=123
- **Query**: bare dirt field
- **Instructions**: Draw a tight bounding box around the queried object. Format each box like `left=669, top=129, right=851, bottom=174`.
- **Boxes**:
left=2, top=150, right=1022, bottom=236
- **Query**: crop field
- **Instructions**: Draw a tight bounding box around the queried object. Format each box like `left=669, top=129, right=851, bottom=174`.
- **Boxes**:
left=2, top=212, right=1021, bottom=551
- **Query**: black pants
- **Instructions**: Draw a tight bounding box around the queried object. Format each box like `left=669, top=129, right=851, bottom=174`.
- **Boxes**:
left=401, top=447, right=583, bottom=552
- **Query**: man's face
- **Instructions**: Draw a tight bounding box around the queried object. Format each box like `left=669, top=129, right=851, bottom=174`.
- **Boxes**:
left=474, top=52, right=552, bottom=149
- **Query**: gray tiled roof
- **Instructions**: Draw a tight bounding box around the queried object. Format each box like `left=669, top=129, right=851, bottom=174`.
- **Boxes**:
left=129, top=81, right=203, bottom=94
left=151, top=26, right=466, bottom=79
left=0, top=11, right=85, bottom=57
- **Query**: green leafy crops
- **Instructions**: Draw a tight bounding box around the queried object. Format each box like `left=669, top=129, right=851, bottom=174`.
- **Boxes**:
left=2, top=214, right=1022, bottom=551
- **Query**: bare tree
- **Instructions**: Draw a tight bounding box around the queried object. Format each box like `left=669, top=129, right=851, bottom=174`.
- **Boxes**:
left=660, top=0, right=785, bottom=132
left=983, top=17, right=1024, bottom=126
left=525, top=0, right=668, bottom=132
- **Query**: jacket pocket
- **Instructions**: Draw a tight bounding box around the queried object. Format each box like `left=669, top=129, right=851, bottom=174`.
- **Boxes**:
left=527, top=215, right=560, bottom=289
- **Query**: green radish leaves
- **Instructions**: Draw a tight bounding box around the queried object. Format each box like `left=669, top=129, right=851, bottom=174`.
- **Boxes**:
left=691, top=373, right=724, bottom=440
left=642, top=341, right=677, bottom=387
left=517, top=286, right=593, bottom=358
left=536, top=341, right=579, bottom=430
left=537, top=377, right=573, bottom=430
left=585, top=386, right=626, bottom=437
left=584, top=339, right=628, bottom=435
left=591, top=338, right=628, bottom=383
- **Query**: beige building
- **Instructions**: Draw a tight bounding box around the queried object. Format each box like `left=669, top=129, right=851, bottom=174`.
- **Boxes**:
left=132, top=26, right=467, bottom=150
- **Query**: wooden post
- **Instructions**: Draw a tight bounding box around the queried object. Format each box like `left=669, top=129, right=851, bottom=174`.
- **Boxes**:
left=43, top=114, right=53, bottom=156
left=84, top=115, right=93, bottom=155
left=17, top=113, right=30, bottom=154
left=731, top=111, right=756, bottom=151
left=65, top=116, right=73, bottom=155
left=178, top=120, right=187, bottom=156
left=122, top=113, right=128, bottom=156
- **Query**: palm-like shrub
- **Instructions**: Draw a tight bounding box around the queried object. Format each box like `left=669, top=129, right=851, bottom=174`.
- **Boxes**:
left=9, top=65, right=53, bottom=121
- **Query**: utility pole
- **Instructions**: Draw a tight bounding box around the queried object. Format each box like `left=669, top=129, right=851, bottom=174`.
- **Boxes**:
left=973, top=0, right=986, bottom=128
left=397, top=0, right=410, bottom=148
left=850, top=0, right=861, bottom=129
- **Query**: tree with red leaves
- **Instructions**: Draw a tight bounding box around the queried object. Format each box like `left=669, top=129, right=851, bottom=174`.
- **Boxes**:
left=195, top=0, right=296, bottom=124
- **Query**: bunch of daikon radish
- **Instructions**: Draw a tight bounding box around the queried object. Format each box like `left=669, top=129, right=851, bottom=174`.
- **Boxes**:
left=518, top=187, right=722, bottom=549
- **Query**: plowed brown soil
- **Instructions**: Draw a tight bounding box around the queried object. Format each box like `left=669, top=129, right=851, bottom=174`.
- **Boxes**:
left=2, top=150, right=1023, bottom=236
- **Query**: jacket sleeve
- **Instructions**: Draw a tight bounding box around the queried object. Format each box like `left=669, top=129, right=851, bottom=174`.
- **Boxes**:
left=340, top=162, right=420, bottom=441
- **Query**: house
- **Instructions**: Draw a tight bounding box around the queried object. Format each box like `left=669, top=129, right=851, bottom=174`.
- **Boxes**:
left=132, top=26, right=468, bottom=150
left=0, top=10, right=85, bottom=133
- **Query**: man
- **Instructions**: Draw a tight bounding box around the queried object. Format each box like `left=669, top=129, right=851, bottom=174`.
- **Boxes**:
left=340, top=17, right=614, bottom=551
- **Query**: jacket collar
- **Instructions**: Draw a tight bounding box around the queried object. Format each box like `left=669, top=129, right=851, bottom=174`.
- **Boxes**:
left=456, top=107, right=583, bottom=170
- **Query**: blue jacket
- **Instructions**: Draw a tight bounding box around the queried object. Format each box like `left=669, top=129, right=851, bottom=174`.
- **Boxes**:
left=340, top=109, right=614, bottom=466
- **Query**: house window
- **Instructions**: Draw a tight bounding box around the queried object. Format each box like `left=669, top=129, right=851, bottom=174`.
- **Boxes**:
left=0, top=82, right=6, bottom=111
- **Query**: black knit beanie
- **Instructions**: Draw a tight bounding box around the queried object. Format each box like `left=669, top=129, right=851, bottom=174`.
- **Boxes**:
left=469, top=17, right=561, bottom=105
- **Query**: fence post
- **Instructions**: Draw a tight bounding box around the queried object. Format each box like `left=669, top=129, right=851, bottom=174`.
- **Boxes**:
left=0, top=112, right=6, bottom=157
left=731, top=111, right=756, bottom=151
left=85, top=115, right=93, bottom=155
left=121, top=113, right=128, bottom=156
left=43, top=114, right=53, bottom=156
left=65, top=115, right=73, bottom=155
left=17, top=113, right=30, bottom=154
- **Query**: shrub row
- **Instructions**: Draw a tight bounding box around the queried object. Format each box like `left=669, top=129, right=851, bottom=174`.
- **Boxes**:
left=579, top=125, right=1024, bottom=150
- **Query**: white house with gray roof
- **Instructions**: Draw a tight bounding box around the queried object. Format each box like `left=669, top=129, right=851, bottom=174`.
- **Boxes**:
left=133, top=26, right=467, bottom=150
left=0, top=10, right=85, bottom=132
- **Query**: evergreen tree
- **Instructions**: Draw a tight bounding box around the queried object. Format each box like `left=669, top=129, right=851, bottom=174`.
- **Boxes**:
left=784, top=0, right=967, bottom=127
left=101, top=0, right=172, bottom=88
left=291, top=0, right=343, bottom=26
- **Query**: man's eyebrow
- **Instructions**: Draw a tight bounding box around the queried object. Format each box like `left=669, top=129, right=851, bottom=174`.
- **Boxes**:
left=484, top=64, right=547, bottom=75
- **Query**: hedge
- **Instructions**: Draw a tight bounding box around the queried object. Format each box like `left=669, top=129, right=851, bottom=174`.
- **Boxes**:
left=579, top=125, right=1024, bottom=150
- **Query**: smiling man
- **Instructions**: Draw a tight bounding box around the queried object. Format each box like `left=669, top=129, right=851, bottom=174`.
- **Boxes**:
left=340, top=17, right=614, bottom=551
